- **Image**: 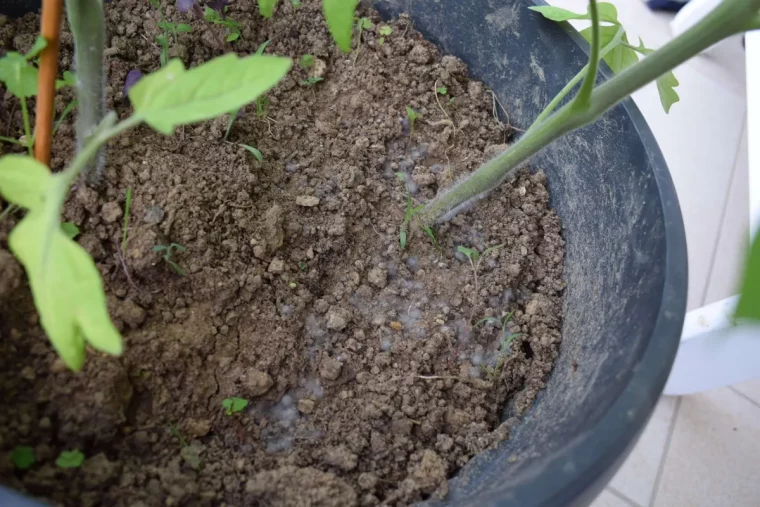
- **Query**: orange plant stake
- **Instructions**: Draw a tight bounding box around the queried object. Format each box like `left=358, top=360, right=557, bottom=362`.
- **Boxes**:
left=34, top=0, right=64, bottom=166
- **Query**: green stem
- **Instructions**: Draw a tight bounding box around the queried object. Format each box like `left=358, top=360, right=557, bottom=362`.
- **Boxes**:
left=574, top=0, right=600, bottom=108
left=528, top=25, right=625, bottom=134
left=65, top=0, right=107, bottom=185
left=419, top=0, right=760, bottom=225
left=20, top=97, right=32, bottom=155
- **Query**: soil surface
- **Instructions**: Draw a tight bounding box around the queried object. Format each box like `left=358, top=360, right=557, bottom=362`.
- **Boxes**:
left=0, top=1, right=565, bottom=505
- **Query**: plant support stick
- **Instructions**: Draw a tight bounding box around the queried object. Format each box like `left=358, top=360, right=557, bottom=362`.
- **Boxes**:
left=35, top=0, right=64, bottom=166
left=419, top=0, right=760, bottom=225
left=65, top=0, right=107, bottom=185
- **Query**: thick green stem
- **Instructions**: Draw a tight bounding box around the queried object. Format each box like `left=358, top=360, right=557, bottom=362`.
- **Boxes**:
left=420, top=0, right=760, bottom=225
left=20, top=97, right=32, bottom=155
left=574, top=0, right=600, bottom=108
left=65, top=0, right=106, bottom=185
left=528, top=26, right=625, bottom=134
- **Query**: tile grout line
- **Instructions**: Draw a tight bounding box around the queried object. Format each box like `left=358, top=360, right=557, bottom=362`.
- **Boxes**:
left=699, top=113, right=748, bottom=307
left=607, top=486, right=644, bottom=507
left=647, top=397, right=683, bottom=507
left=729, top=386, right=760, bottom=410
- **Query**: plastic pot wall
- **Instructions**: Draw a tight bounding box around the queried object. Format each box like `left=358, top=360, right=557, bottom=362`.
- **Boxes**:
left=0, top=1, right=688, bottom=506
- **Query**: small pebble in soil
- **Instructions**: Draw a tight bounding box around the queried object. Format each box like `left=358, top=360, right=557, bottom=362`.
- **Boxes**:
left=142, top=205, right=165, bottom=225
left=319, top=356, right=343, bottom=381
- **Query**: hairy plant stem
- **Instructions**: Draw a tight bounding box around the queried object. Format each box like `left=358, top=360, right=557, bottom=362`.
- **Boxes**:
left=419, top=0, right=760, bottom=225
left=20, top=97, right=32, bottom=155
left=527, top=25, right=625, bottom=134
left=65, top=0, right=106, bottom=185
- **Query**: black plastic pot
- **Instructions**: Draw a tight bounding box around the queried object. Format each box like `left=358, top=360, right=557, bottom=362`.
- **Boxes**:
left=1, top=1, right=687, bottom=506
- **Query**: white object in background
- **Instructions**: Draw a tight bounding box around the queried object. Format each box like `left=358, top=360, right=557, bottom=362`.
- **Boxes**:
left=671, top=0, right=744, bottom=57
left=663, top=29, right=760, bottom=396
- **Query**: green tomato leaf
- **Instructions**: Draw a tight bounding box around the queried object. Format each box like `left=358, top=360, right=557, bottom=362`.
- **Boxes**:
left=61, top=222, right=80, bottom=239
left=0, top=52, right=40, bottom=98
left=55, top=70, right=77, bottom=90
left=26, top=36, right=48, bottom=60
left=10, top=197, right=122, bottom=370
left=629, top=38, right=680, bottom=113
left=55, top=450, right=84, bottom=468
left=736, top=232, right=760, bottom=321
left=580, top=25, right=638, bottom=74
left=11, top=446, right=35, bottom=470
left=529, top=3, right=618, bottom=23
left=258, top=0, right=279, bottom=17
left=323, top=0, right=359, bottom=52
left=0, top=155, right=52, bottom=209
left=129, top=55, right=291, bottom=135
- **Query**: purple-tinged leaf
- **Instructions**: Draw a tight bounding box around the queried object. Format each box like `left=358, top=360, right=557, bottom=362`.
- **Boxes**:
left=177, top=0, right=197, bottom=12
left=124, top=70, right=144, bottom=99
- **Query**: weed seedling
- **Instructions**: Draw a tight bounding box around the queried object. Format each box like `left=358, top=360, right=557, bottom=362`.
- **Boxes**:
left=222, top=396, right=249, bottom=415
left=354, top=16, right=373, bottom=57
left=299, top=54, right=315, bottom=70
left=458, top=243, right=504, bottom=297
left=298, top=261, right=308, bottom=271
left=300, top=76, right=324, bottom=87
left=477, top=311, right=521, bottom=379
left=256, top=95, right=269, bottom=120
left=150, top=0, right=192, bottom=66
left=121, top=187, right=132, bottom=254
left=153, top=243, right=186, bottom=276
left=378, top=25, right=392, bottom=46
left=436, top=85, right=448, bottom=95
left=11, top=446, right=35, bottom=470
left=169, top=423, right=189, bottom=448
left=240, top=143, right=263, bottom=166
left=405, top=106, right=420, bottom=135
left=396, top=172, right=424, bottom=249
left=55, top=449, right=84, bottom=469
left=290, top=0, right=302, bottom=10
left=204, top=6, right=242, bottom=42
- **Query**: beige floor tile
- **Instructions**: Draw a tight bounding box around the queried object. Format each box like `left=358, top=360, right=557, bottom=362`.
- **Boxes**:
left=608, top=396, right=678, bottom=506
left=653, top=388, right=760, bottom=506
left=589, top=489, right=638, bottom=507
left=732, top=378, right=760, bottom=407
left=704, top=122, right=749, bottom=305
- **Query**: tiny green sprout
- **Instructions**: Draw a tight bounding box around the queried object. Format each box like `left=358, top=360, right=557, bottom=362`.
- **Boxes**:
left=256, top=95, right=269, bottom=120
left=169, top=423, right=189, bottom=448
left=222, top=396, right=249, bottom=415
left=152, top=1, right=192, bottom=67
left=289, top=281, right=298, bottom=289
left=476, top=310, right=521, bottom=379
left=405, top=106, right=420, bottom=135
left=204, top=7, right=243, bottom=43
left=153, top=242, right=186, bottom=276
left=240, top=144, right=264, bottom=166
left=458, top=243, right=504, bottom=296
left=300, top=54, right=315, bottom=70
left=436, top=85, right=448, bottom=95
left=11, top=446, right=35, bottom=470
left=55, top=449, right=84, bottom=469
left=298, top=261, right=308, bottom=271
left=122, top=187, right=132, bottom=255
left=396, top=172, right=424, bottom=249
left=354, top=16, right=374, bottom=57
left=378, top=25, right=393, bottom=45
left=420, top=224, right=440, bottom=250
left=300, top=76, right=324, bottom=87
left=290, top=0, right=302, bottom=9
left=60, top=222, right=80, bottom=239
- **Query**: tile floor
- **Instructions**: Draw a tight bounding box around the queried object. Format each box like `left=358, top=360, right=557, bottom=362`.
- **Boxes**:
left=544, top=1, right=757, bottom=506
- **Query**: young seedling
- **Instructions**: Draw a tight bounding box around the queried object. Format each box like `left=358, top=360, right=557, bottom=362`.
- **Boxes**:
left=299, top=54, right=315, bottom=70
left=378, top=25, right=392, bottom=46
left=457, top=243, right=504, bottom=298
left=436, top=85, right=448, bottom=95
left=121, top=187, right=132, bottom=255
left=405, top=106, right=420, bottom=135
left=224, top=40, right=271, bottom=141
left=153, top=243, right=186, bottom=276
left=354, top=16, right=373, bottom=58
left=396, top=172, right=424, bottom=249
left=477, top=310, right=521, bottom=379
left=204, top=6, right=243, bottom=42
left=150, top=0, right=192, bottom=67
left=240, top=143, right=264, bottom=166
left=300, top=76, right=324, bottom=87
left=60, top=222, right=80, bottom=239
left=10, top=446, right=35, bottom=470
left=290, top=0, right=302, bottom=10
left=222, top=396, right=249, bottom=415
left=55, top=449, right=84, bottom=468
